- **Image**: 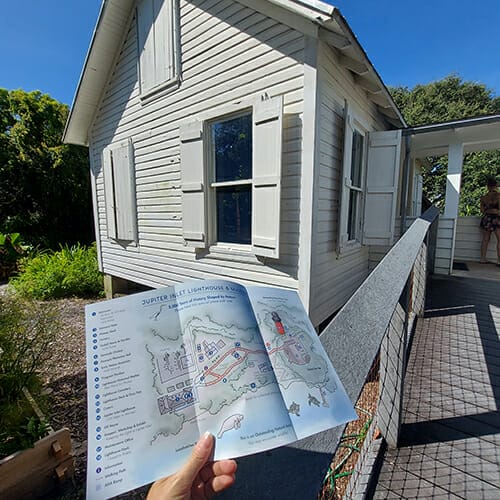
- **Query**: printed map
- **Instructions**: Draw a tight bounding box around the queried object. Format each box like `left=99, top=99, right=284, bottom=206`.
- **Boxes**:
left=144, top=311, right=277, bottom=439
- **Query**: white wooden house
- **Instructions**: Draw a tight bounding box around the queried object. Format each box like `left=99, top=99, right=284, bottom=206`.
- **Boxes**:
left=64, top=0, right=425, bottom=327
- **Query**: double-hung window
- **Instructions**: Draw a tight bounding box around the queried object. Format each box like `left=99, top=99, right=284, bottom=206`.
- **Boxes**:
left=179, top=95, right=283, bottom=258
left=347, top=130, right=365, bottom=241
left=209, top=112, right=252, bottom=245
left=338, top=104, right=367, bottom=252
left=339, top=104, right=403, bottom=249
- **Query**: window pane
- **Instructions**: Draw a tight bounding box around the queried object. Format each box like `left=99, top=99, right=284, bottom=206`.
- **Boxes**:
left=216, top=186, right=252, bottom=244
left=347, top=190, right=359, bottom=241
left=212, top=114, right=252, bottom=182
left=351, top=131, right=364, bottom=188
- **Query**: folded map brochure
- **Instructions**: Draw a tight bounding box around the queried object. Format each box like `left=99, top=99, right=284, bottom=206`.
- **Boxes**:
left=85, top=279, right=356, bottom=499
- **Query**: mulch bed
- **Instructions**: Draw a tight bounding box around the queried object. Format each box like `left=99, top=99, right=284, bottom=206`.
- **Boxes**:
left=319, top=360, right=380, bottom=500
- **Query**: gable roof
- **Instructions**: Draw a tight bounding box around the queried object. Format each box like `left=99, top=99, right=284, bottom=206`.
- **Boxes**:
left=63, top=0, right=405, bottom=146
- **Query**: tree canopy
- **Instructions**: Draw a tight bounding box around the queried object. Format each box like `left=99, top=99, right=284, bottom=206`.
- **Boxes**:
left=390, top=75, right=500, bottom=215
left=0, top=89, right=93, bottom=248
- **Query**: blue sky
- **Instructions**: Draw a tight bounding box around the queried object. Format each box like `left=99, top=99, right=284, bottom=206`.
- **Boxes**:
left=0, top=0, right=498, bottom=106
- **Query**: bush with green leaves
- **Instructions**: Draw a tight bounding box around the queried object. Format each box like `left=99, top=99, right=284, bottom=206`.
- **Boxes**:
left=10, top=243, right=103, bottom=299
left=0, top=293, right=58, bottom=456
left=0, top=232, right=30, bottom=280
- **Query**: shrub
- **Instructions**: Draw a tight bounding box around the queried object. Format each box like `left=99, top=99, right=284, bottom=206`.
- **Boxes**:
left=0, top=232, right=29, bottom=280
left=10, top=243, right=103, bottom=299
left=0, top=293, right=58, bottom=456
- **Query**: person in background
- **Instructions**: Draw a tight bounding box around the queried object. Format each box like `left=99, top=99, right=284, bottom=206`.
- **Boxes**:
left=147, top=432, right=237, bottom=500
left=479, top=176, right=500, bottom=266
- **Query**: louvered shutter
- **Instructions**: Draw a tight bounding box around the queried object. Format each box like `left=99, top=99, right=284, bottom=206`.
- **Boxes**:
left=112, top=139, right=137, bottom=241
left=137, top=0, right=155, bottom=94
left=103, top=147, right=117, bottom=239
left=337, top=101, right=354, bottom=253
left=363, top=130, right=402, bottom=245
left=180, top=120, right=207, bottom=248
left=252, top=95, right=283, bottom=259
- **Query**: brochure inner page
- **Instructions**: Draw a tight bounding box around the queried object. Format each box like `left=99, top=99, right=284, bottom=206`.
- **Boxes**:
left=245, top=285, right=358, bottom=440
left=85, top=279, right=296, bottom=500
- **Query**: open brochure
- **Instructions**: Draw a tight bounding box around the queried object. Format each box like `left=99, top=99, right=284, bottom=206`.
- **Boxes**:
left=85, top=279, right=356, bottom=499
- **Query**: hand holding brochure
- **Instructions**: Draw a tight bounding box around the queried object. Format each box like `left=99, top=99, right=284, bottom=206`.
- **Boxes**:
left=85, top=279, right=356, bottom=499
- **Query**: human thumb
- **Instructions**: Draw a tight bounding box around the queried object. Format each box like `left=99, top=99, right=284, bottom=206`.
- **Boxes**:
left=176, top=432, right=214, bottom=487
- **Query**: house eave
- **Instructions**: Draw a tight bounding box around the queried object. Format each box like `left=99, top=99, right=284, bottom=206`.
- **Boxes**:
left=63, top=0, right=406, bottom=146
left=321, top=11, right=406, bottom=128
left=63, top=0, right=136, bottom=146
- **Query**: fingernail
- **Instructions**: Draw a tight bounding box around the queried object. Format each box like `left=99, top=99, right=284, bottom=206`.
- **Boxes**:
left=197, top=431, right=212, bottom=451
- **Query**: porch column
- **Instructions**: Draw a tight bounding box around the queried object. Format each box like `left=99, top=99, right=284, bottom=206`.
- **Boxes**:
left=443, top=142, right=464, bottom=217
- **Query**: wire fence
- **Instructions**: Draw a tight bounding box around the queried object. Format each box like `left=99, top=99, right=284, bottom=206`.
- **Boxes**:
left=219, top=207, right=440, bottom=500
left=321, top=207, right=439, bottom=499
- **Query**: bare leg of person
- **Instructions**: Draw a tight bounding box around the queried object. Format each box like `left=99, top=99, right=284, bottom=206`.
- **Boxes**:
left=480, top=229, right=491, bottom=263
left=495, top=228, right=500, bottom=265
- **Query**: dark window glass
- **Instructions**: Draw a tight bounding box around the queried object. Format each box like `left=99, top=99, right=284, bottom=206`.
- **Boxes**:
left=216, top=186, right=252, bottom=244
left=347, top=191, right=359, bottom=241
left=213, top=115, right=252, bottom=182
left=351, top=131, right=364, bottom=188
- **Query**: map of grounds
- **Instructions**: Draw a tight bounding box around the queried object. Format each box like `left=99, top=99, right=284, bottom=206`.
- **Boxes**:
left=144, top=301, right=336, bottom=441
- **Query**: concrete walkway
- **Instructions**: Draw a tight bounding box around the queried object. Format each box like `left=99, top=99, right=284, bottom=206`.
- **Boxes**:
left=373, top=275, right=500, bottom=499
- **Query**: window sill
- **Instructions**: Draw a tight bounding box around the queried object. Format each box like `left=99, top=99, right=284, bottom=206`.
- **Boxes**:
left=109, top=238, right=138, bottom=248
left=201, top=243, right=267, bottom=263
left=140, top=75, right=181, bottom=105
left=209, top=242, right=253, bottom=255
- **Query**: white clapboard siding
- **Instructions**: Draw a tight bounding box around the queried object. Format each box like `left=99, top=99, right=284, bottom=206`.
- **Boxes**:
left=91, top=0, right=305, bottom=294
left=455, top=216, right=497, bottom=262
left=368, top=216, right=416, bottom=270
left=308, top=44, right=385, bottom=327
left=435, top=217, right=455, bottom=274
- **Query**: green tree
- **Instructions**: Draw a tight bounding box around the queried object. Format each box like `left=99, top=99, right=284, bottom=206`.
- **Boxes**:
left=390, top=75, right=500, bottom=215
left=0, top=89, right=93, bottom=248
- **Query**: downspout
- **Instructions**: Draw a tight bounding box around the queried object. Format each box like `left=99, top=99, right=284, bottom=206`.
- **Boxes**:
left=400, top=134, right=412, bottom=236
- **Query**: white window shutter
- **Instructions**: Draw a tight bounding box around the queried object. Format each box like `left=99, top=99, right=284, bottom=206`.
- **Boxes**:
left=153, top=0, right=169, bottom=84
left=252, top=95, right=283, bottom=259
left=112, top=139, right=138, bottom=241
left=137, top=0, right=155, bottom=94
left=337, top=102, right=354, bottom=253
left=180, top=120, right=207, bottom=248
left=363, top=130, right=402, bottom=246
left=102, top=147, right=117, bottom=240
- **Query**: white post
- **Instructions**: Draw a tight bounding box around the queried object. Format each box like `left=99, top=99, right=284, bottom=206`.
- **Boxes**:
left=444, top=142, right=464, bottom=218
left=444, top=142, right=463, bottom=273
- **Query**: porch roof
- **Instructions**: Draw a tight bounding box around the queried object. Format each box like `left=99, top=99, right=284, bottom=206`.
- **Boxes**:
left=404, top=114, right=500, bottom=157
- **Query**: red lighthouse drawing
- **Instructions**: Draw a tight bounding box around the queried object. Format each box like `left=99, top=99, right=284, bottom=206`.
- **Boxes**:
left=271, top=312, right=285, bottom=335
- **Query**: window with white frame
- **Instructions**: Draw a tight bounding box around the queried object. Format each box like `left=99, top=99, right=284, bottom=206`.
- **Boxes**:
left=136, top=0, right=179, bottom=97
left=209, top=112, right=253, bottom=245
left=179, top=95, right=283, bottom=258
left=347, top=129, right=365, bottom=241
left=338, top=105, right=366, bottom=252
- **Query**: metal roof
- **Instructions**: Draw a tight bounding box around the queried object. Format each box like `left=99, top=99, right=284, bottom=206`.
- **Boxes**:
left=63, top=0, right=405, bottom=146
